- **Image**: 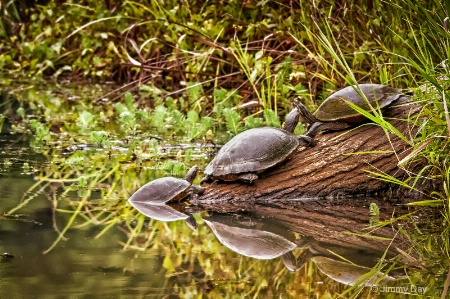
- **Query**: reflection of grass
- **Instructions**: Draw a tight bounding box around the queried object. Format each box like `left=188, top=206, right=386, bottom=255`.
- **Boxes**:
left=0, top=92, right=386, bottom=296
left=286, top=13, right=450, bottom=299
left=3, top=0, right=450, bottom=297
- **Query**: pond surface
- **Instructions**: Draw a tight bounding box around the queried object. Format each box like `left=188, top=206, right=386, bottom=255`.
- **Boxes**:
left=0, top=85, right=444, bottom=298
left=0, top=133, right=433, bottom=298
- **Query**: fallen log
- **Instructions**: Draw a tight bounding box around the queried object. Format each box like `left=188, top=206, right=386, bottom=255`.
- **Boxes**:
left=196, top=100, right=425, bottom=202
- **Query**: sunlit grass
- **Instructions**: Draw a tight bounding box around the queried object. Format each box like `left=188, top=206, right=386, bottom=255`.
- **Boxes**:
left=2, top=0, right=450, bottom=297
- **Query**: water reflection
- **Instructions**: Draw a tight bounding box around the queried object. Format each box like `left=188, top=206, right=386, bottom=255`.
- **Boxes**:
left=129, top=200, right=198, bottom=230
left=132, top=197, right=412, bottom=289
left=203, top=212, right=304, bottom=272
left=202, top=209, right=397, bottom=286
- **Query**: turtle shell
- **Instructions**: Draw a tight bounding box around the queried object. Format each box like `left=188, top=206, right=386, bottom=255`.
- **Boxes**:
left=128, top=177, right=191, bottom=205
left=315, top=84, right=403, bottom=123
left=204, top=127, right=299, bottom=179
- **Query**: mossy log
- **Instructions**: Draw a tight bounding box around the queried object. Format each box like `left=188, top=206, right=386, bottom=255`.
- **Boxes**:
left=196, top=100, right=424, bottom=202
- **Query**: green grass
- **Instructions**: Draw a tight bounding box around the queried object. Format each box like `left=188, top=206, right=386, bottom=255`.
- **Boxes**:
left=2, top=0, right=450, bottom=297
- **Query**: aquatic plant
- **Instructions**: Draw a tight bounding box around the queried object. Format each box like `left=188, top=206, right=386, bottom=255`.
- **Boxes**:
left=2, top=0, right=450, bottom=297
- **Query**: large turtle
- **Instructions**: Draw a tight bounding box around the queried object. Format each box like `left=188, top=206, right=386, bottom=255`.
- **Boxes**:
left=295, top=84, right=409, bottom=138
left=128, top=165, right=204, bottom=205
left=201, top=107, right=315, bottom=184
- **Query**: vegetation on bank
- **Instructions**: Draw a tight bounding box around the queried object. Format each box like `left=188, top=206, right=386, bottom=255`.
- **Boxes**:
left=2, top=0, right=450, bottom=297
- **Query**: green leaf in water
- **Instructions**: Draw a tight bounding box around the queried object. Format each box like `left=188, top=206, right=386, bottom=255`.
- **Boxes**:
left=77, top=110, right=96, bottom=130
left=91, top=130, right=110, bottom=146
left=163, top=254, right=175, bottom=273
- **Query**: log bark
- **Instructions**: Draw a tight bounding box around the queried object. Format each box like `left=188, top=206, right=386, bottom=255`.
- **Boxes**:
left=197, top=100, right=425, bottom=202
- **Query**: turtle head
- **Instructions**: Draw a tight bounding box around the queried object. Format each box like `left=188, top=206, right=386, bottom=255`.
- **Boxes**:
left=185, top=165, right=198, bottom=184
left=294, top=98, right=318, bottom=125
left=283, top=106, right=300, bottom=133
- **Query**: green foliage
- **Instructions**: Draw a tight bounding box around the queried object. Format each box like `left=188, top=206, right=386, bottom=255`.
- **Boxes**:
left=244, top=115, right=263, bottom=129
left=76, top=111, right=96, bottom=131
left=264, top=109, right=281, bottom=128
left=90, top=130, right=110, bottom=146
left=3, top=0, right=450, bottom=297
left=223, top=108, right=244, bottom=135
left=1, top=0, right=445, bottom=111
left=29, top=119, right=51, bottom=142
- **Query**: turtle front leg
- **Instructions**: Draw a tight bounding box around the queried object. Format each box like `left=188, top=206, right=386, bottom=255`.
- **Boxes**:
left=281, top=248, right=314, bottom=272
left=297, top=135, right=317, bottom=147
left=185, top=215, right=198, bottom=230
left=200, top=175, right=212, bottom=185
left=189, top=184, right=205, bottom=195
left=238, top=173, right=258, bottom=184
left=306, top=121, right=351, bottom=138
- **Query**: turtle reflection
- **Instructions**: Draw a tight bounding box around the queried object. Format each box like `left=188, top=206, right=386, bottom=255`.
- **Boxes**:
left=129, top=201, right=197, bottom=230
left=310, top=255, right=394, bottom=286
left=128, top=165, right=203, bottom=230
left=203, top=212, right=308, bottom=271
left=203, top=212, right=396, bottom=286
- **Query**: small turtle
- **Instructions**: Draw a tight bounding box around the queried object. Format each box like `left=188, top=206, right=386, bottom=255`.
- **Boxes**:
left=296, top=84, right=409, bottom=138
left=201, top=107, right=315, bottom=184
left=128, top=165, right=204, bottom=205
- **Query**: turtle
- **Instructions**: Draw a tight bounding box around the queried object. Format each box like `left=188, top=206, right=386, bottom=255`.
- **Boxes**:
left=201, top=106, right=316, bottom=184
left=128, top=165, right=204, bottom=206
left=295, top=84, right=409, bottom=138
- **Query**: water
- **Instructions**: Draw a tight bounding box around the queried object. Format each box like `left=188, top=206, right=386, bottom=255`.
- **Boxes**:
left=0, top=86, right=444, bottom=298
left=0, top=134, right=420, bottom=298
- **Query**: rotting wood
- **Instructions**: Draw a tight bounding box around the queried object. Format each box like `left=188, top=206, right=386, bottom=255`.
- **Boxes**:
left=196, top=100, right=425, bottom=202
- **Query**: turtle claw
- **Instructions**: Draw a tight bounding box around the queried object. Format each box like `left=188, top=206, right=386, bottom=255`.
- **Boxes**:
left=298, top=135, right=316, bottom=147
left=238, top=173, right=258, bottom=184
left=200, top=175, right=211, bottom=185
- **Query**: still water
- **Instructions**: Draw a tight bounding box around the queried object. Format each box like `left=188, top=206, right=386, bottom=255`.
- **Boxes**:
left=0, top=131, right=434, bottom=298
left=0, top=87, right=444, bottom=298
